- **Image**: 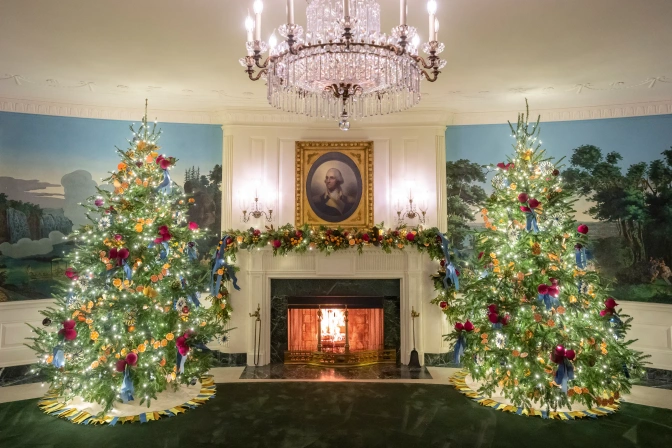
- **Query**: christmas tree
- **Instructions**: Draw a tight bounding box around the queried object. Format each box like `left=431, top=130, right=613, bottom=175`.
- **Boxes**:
left=28, top=103, right=232, bottom=413
left=446, top=102, right=647, bottom=411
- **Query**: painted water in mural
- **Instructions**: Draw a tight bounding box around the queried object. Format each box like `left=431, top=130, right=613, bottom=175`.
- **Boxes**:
left=446, top=113, right=672, bottom=304
left=0, top=112, right=222, bottom=301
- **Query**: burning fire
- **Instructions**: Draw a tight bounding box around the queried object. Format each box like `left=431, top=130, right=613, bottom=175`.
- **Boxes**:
left=321, top=308, right=346, bottom=344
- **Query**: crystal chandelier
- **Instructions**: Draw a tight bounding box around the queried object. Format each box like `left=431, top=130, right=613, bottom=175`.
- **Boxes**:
left=240, top=0, right=446, bottom=130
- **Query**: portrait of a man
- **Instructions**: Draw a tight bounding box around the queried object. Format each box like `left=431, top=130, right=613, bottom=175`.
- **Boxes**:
left=296, top=141, right=373, bottom=228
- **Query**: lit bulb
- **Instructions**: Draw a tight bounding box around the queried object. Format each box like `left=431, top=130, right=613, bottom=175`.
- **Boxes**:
left=245, top=15, right=254, bottom=32
left=269, top=32, right=278, bottom=49
left=412, top=35, right=420, bottom=47
left=427, top=0, right=437, bottom=15
left=253, top=0, right=264, bottom=14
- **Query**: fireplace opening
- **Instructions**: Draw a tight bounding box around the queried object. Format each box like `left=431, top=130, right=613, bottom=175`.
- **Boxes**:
left=285, top=296, right=395, bottom=366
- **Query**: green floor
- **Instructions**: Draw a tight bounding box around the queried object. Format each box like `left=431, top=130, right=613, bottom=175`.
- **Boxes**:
left=1, top=383, right=671, bottom=448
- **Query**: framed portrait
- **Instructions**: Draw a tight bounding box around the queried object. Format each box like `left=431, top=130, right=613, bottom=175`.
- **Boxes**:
left=295, top=141, right=373, bottom=228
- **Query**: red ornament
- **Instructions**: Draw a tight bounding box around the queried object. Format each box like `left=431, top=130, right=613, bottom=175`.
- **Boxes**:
left=551, top=345, right=566, bottom=363
left=439, top=301, right=448, bottom=309
left=176, top=336, right=186, bottom=347
left=65, top=268, right=77, bottom=279
left=497, top=162, right=515, bottom=171
left=406, top=232, right=415, bottom=242
left=226, top=237, right=233, bottom=245
left=519, top=206, right=531, bottom=212
left=500, top=314, right=511, bottom=326
left=160, top=158, right=171, bottom=170
left=182, top=306, right=190, bottom=314
left=487, top=304, right=498, bottom=313
left=114, top=234, right=123, bottom=241
left=63, top=329, right=77, bottom=341
left=517, top=193, right=529, bottom=203
left=463, top=320, right=475, bottom=332
left=178, top=345, right=189, bottom=356
left=62, top=320, right=76, bottom=330
left=158, top=225, right=170, bottom=235
left=272, top=239, right=282, bottom=249
left=577, top=224, right=589, bottom=234
left=115, top=359, right=127, bottom=372
left=125, top=352, right=138, bottom=366
left=565, top=349, right=576, bottom=361
left=440, top=259, right=446, bottom=267
left=604, top=298, right=618, bottom=309
left=253, top=229, right=261, bottom=237
left=118, top=248, right=130, bottom=259
left=188, top=222, right=199, bottom=231
left=156, top=155, right=165, bottom=165
left=454, top=322, right=464, bottom=332
left=552, top=169, right=560, bottom=176
left=549, top=278, right=559, bottom=285
left=488, top=313, right=499, bottom=324
left=537, top=284, right=549, bottom=295
left=478, top=252, right=484, bottom=259
left=547, top=286, right=559, bottom=298
left=361, top=233, right=370, bottom=242
left=528, top=198, right=540, bottom=209
left=153, top=237, right=163, bottom=244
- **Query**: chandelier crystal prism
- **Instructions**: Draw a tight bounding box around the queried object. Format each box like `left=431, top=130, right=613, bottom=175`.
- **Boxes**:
left=240, top=0, right=447, bottom=130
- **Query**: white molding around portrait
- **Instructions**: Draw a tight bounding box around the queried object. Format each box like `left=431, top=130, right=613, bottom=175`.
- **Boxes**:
left=1, top=96, right=672, bottom=127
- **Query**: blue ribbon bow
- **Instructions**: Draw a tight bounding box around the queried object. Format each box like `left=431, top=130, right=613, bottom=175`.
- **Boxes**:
left=537, top=293, right=559, bottom=311
left=554, top=358, right=575, bottom=393
left=120, top=366, right=135, bottom=403
left=157, top=169, right=172, bottom=194
left=524, top=210, right=539, bottom=233
left=438, top=233, right=459, bottom=291
left=122, top=259, right=133, bottom=280
left=148, top=241, right=170, bottom=259
left=210, top=235, right=240, bottom=295
left=52, top=346, right=65, bottom=368
left=179, top=276, right=201, bottom=307
left=453, top=333, right=466, bottom=364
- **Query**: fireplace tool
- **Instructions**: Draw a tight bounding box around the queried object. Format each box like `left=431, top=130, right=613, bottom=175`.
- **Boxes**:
left=409, top=306, right=421, bottom=369
left=249, top=304, right=261, bottom=366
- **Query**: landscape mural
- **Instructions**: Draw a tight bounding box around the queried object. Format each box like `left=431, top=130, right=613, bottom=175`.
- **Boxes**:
left=0, top=112, right=222, bottom=301
left=446, top=113, right=672, bottom=304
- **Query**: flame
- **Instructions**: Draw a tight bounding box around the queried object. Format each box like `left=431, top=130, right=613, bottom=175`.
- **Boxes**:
left=321, top=308, right=346, bottom=343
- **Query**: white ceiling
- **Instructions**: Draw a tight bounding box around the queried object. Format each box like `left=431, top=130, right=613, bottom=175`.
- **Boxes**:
left=1, top=0, right=671, bottom=117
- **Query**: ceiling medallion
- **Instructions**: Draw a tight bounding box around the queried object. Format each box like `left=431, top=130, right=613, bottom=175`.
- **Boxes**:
left=240, top=0, right=447, bottom=130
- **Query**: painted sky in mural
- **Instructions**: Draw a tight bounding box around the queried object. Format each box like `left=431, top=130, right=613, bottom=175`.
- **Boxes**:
left=0, top=111, right=222, bottom=300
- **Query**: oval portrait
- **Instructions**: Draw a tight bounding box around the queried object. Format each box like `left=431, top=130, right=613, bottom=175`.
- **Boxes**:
left=306, top=151, right=362, bottom=223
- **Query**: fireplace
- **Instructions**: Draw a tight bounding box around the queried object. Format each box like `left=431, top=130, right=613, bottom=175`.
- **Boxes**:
left=283, top=295, right=397, bottom=366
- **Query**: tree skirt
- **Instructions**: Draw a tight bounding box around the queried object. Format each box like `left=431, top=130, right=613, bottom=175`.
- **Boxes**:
left=449, top=370, right=620, bottom=420
left=38, top=375, right=215, bottom=425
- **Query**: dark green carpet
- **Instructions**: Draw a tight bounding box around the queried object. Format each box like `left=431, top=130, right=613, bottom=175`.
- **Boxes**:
left=1, top=383, right=671, bottom=448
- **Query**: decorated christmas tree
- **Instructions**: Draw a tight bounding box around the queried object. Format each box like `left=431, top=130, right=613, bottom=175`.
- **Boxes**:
left=445, top=102, right=647, bottom=411
left=28, top=103, right=232, bottom=413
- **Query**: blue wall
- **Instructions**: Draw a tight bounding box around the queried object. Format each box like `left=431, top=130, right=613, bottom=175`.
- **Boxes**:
left=446, top=114, right=672, bottom=170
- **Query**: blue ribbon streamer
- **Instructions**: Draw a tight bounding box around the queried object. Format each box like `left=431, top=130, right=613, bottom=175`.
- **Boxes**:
left=52, top=346, right=65, bottom=368
left=186, top=243, right=198, bottom=261
left=120, top=366, right=135, bottom=403
left=575, top=246, right=587, bottom=269
left=525, top=211, right=539, bottom=233
left=554, top=358, right=575, bottom=393
left=147, top=241, right=170, bottom=259
left=179, top=276, right=201, bottom=307
left=210, top=235, right=240, bottom=295
left=438, top=233, right=459, bottom=290
left=453, top=334, right=465, bottom=364
left=122, top=260, right=132, bottom=280
left=177, top=351, right=187, bottom=374
left=157, top=169, right=172, bottom=194
left=537, top=293, right=559, bottom=311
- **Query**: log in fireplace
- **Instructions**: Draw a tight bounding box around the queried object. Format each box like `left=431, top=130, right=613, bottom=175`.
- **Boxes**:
left=284, top=296, right=396, bottom=366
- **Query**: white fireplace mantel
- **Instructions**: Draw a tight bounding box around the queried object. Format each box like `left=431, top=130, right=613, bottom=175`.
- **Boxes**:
left=222, top=247, right=451, bottom=366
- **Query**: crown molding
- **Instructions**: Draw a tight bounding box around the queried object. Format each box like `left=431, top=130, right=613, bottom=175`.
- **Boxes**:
left=450, top=100, right=672, bottom=126
left=2, top=97, right=671, bottom=127
left=0, top=97, right=221, bottom=124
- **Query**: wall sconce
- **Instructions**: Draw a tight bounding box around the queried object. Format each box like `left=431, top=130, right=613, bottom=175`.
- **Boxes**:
left=395, top=187, right=428, bottom=225
left=239, top=188, right=274, bottom=223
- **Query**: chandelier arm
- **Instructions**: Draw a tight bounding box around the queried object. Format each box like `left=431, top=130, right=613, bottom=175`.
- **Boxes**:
left=254, top=53, right=270, bottom=69
left=411, top=55, right=435, bottom=70
left=246, top=67, right=268, bottom=82
left=420, top=69, right=441, bottom=83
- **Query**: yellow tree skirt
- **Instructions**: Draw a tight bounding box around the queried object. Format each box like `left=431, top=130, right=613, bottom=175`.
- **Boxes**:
left=449, top=371, right=620, bottom=420
left=38, top=375, right=216, bottom=426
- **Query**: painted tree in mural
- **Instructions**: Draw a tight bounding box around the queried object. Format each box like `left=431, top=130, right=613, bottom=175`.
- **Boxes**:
left=445, top=160, right=487, bottom=249
left=446, top=102, right=647, bottom=411
left=28, top=106, right=232, bottom=413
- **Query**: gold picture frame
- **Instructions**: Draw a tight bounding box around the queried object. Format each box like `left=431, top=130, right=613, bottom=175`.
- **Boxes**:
left=295, top=141, right=374, bottom=228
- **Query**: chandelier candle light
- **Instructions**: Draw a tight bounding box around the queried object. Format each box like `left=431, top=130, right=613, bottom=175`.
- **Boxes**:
left=240, top=0, right=447, bottom=130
